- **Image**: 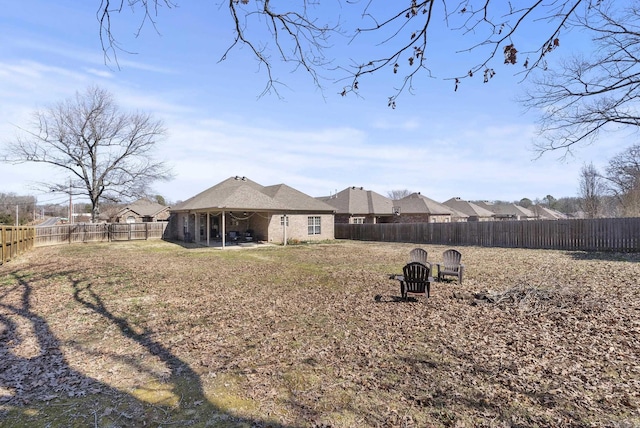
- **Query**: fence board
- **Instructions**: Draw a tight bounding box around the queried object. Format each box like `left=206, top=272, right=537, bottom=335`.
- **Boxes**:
left=33, top=223, right=168, bottom=246
left=336, top=218, right=640, bottom=252
left=0, top=226, right=35, bottom=265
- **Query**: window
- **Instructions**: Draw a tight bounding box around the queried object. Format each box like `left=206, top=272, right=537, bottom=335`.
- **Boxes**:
left=352, top=217, right=365, bottom=224
left=280, top=215, right=289, bottom=226
left=308, top=216, right=321, bottom=235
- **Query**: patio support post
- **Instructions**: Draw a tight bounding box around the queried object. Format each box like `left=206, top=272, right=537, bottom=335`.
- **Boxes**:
left=195, top=213, right=199, bottom=244
left=283, top=214, right=287, bottom=246
left=221, top=211, right=226, bottom=249
left=206, top=211, right=210, bottom=247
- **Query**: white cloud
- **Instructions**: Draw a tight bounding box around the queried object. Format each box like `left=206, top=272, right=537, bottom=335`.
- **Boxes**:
left=2, top=11, right=629, bottom=207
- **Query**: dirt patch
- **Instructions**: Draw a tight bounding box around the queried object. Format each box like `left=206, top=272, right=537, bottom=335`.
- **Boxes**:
left=1, top=240, right=639, bottom=427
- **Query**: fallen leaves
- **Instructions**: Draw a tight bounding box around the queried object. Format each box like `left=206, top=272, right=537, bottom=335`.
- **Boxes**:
left=0, top=241, right=639, bottom=427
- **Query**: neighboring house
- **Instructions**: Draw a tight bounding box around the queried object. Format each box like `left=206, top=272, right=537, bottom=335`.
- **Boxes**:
left=447, top=206, right=471, bottom=222
left=531, top=205, right=569, bottom=220
left=394, top=192, right=452, bottom=223
left=475, top=201, right=536, bottom=220
left=113, top=199, right=171, bottom=223
left=442, top=197, right=494, bottom=222
left=168, top=176, right=335, bottom=246
left=318, top=186, right=395, bottom=224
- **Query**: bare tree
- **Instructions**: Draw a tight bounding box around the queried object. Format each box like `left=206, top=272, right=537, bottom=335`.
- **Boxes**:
left=578, top=162, right=606, bottom=218
left=604, top=144, right=640, bottom=217
left=2, top=86, right=173, bottom=223
left=0, top=193, right=37, bottom=225
left=97, top=1, right=593, bottom=103
left=524, top=2, right=640, bottom=154
left=387, top=189, right=412, bottom=200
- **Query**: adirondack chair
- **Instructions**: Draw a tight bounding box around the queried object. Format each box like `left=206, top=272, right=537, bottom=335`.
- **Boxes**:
left=409, top=247, right=428, bottom=265
left=436, top=249, right=464, bottom=284
left=398, top=262, right=433, bottom=300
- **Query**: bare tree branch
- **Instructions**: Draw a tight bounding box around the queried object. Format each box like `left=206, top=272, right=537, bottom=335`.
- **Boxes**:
left=95, top=1, right=596, bottom=104
left=522, top=2, right=640, bottom=154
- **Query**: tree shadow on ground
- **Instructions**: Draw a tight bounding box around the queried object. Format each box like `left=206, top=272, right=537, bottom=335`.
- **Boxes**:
left=395, top=350, right=598, bottom=427
left=565, top=251, right=640, bottom=263
left=0, top=264, right=292, bottom=427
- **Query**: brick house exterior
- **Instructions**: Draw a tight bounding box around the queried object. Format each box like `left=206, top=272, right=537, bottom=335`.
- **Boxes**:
left=168, top=176, right=335, bottom=247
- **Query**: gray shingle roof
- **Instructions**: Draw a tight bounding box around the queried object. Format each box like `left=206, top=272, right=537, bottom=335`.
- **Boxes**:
left=171, top=176, right=334, bottom=213
left=396, top=193, right=452, bottom=215
left=318, top=186, right=394, bottom=215
left=262, top=184, right=337, bottom=212
left=475, top=201, right=535, bottom=218
left=531, top=205, right=568, bottom=220
left=118, top=199, right=169, bottom=217
left=442, top=197, right=495, bottom=218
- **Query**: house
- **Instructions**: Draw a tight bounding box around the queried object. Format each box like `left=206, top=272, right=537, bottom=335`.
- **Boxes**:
left=393, top=192, right=452, bottom=223
left=446, top=206, right=471, bottom=222
left=113, top=199, right=171, bottom=223
left=168, top=176, right=335, bottom=246
left=531, top=205, right=569, bottom=220
left=475, top=201, right=536, bottom=220
left=442, top=197, right=494, bottom=222
left=318, top=186, right=395, bottom=224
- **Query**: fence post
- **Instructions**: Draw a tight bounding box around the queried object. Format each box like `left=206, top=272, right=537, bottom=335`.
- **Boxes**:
left=1, top=227, right=6, bottom=265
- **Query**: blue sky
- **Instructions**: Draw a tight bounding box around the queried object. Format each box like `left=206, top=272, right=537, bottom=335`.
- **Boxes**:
left=0, top=1, right=626, bottom=207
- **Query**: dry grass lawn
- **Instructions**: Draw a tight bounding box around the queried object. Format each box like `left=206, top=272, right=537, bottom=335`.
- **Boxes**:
left=0, top=240, right=639, bottom=427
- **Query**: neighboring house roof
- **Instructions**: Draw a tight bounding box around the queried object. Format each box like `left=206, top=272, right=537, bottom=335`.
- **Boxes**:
left=171, top=176, right=335, bottom=213
left=318, top=186, right=394, bottom=215
left=396, top=193, right=452, bottom=215
left=117, top=199, right=170, bottom=218
left=447, top=206, right=470, bottom=220
left=476, top=201, right=535, bottom=218
left=531, top=205, right=568, bottom=220
left=261, top=183, right=337, bottom=212
left=442, top=197, right=494, bottom=218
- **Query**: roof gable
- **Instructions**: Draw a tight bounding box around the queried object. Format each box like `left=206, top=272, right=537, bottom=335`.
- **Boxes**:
left=476, top=201, right=535, bottom=218
left=442, top=198, right=495, bottom=217
left=397, top=193, right=451, bottom=215
left=263, top=184, right=335, bottom=211
left=118, top=199, right=169, bottom=217
left=532, top=205, right=568, bottom=219
left=172, top=176, right=333, bottom=212
left=320, top=187, right=393, bottom=215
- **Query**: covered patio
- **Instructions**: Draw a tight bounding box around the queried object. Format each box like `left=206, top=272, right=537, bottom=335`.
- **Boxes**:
left=168, top=176, right=335, bottom=248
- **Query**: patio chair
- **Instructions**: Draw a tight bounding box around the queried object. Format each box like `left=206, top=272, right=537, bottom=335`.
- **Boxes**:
left=436, top=249, right=464, bottom=284
left=398, top=262, right=433, bottom=301
left=227, top=231, right=240, bottom=244
left=409, top=247, right=428, bottom=265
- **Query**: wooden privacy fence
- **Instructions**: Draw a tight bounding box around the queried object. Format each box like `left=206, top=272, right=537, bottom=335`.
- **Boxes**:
left=335, top=217, right=640, bottom=252
left=35, top=222, right=169, bottom=246
left=0, top=226, right=35, bottom=265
